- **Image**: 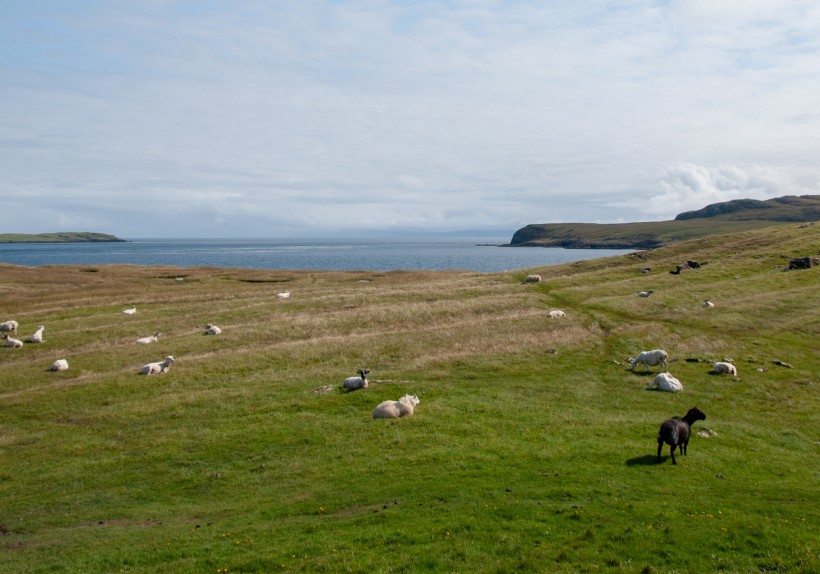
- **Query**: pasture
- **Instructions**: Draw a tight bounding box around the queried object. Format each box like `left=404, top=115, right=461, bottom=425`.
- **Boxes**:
left=1, top=223, right=818, bottom=573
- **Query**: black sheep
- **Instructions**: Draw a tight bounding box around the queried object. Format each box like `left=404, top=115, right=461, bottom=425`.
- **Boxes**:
left=657, top=407, right=707, bottom=464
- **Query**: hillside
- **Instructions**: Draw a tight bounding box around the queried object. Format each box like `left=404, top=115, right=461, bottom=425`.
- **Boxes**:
left=0, top=232, right=125, bottom=243
left=510, top=194, right=820, bottom=248
left=0, top=223, right=817, bottom=573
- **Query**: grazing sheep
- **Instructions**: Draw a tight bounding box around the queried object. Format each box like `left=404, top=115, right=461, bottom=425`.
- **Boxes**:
left=343, top=368, right=371, bottom=391
left=29, top=325, right=45, bottom=343
left=548, top=310, right=566, bottom=318
left=657, top=406, right=707, bottom=464
left=122, top=307, right=137, bottom=315
left=524, top=274, right=542, bottom=283
left=136, top=332, right=161, bottom=344
left=638, top=290, right=655, bottom=297
left=49, top=359, right=69, bottom=371
left=372, top=394, right=420, bottom=419
left=276, top=292, right=290, bottom=299
left=3, top=334, right=23, bottom=348
left=645, top=372, right=683, bottom=392
left=712, top=361, right=737, bottom=376
left=139, top=355, right=175, bottom=375
left=0, top=320, right=19, bottom=334
left=702, top=299, right=715, bottom=308
left=204, top=324, right=222, bottom=335
left=629, top=349, right=669, bottom=372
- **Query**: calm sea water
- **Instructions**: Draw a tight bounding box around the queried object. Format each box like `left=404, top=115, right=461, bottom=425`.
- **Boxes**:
left=0, top=238, right=633, bottom=273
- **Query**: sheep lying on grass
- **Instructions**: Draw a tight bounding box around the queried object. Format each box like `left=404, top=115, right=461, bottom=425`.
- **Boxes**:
left=712, top=361, right=737, bottom=376
left=122, top=307, right=137, bottom=315
left=548, top=310, right=566, bottom=318
left=204, top=324, right=222, bottom=335
left=276, top=292, right=290, bottom=299
left=372, top=395, right=420, bottom=419
left=524, top=274, right=542, bottom=283
left=657, top=406, right=707, bottom=464
left=3, top=334, right=23, bottom=348
left=702, top=299, right=715, bottom=308
left=0, top=320, right=19, bottom=334
left=29, top=325, right=45, bottom=343
left=645, top=372, right=683, bottom=392
left=629, top=349, right=669, bottom=373
left=638, top=290, right=655, bottom=297
left=139, top=356, right=175, bottom=375
left=137, top=332, right=161, bottom=344
left=49, top=359, right=69, bottom=371
left=343, top=369, right=370, bottom=391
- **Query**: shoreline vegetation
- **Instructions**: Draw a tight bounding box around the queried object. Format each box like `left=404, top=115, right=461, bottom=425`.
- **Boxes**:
left=1, top=222, right=818, bottom=572
left=0, top=231, right=126, bottom=244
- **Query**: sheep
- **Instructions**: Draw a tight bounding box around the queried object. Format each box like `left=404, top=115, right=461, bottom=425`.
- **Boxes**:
left=276, top=292, right=290, bottom=299
left=343, top=368, right=371, bottom=391
left=204, top=324, right=222, bottom=335
left=645, top=372, right=683, bottom=392
left=372, top=394, right=420, bottom=419
left=629, top=349, right=669, bottom=372
left=702, top=299, right=715, bottom=308
left=136, top=332, right=161, bottom=344
left=29, top=325, right=45, bottom=343
left=49, top=359, right=69, bottom=371
left=3, top=334, right=23, bottom=348
left=548, top=310, right=566, bottom=318
left=122, top=307, right=137, bottom=315
left=139, top=355, right=175, bottom=375
left=638, top=290, right=655, bottom=297
left=712, top=361, right=737, bottom=376
left=657, top=406, right=707, bottom=464
left=0, top=320, right=19, bottom=334
left=524, top=274, right=542, bottom=283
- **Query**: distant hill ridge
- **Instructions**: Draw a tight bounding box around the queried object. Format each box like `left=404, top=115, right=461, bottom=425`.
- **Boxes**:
left=0, top=232, right=125, bottom=244
left=510, top=194, right=820, bottom=249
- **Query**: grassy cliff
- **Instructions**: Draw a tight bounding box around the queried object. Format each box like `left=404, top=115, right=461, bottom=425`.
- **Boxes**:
left=0, top=223, right=817, bottom=573
left=0, top=232, right=125, bottom=243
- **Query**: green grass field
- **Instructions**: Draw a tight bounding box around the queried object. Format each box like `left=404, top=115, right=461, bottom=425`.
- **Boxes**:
left=1, top=223, right=818, bottom=573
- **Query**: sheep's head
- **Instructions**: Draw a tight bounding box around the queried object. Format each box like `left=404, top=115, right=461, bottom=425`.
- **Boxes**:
left=401, top=394, right=420, bottom=406
left=686, top=406, right=706, bottom=422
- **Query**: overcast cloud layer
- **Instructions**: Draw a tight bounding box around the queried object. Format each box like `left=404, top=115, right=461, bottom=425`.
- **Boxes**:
left=2, top=1, right=819, bottom=238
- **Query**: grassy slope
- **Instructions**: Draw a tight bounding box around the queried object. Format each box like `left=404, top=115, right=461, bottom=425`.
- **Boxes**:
left=0, top=224, right=818, bottom=573
left=0, top=232, right=124, bottom=243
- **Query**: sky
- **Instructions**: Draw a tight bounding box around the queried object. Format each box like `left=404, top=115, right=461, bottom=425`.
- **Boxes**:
left=2, top=0, right=819, bottom=238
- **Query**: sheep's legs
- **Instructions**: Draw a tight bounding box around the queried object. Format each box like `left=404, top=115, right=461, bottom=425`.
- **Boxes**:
left=657, top=441, right=663, bottom=462
left=669, top=445, right=677, bottom=464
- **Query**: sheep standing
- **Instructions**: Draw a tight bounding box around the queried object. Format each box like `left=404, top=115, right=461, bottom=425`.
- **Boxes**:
left=29, top=325, right=45, bottom=343
left=136, top=332, right=161, bottom=344
left=712, top=362, right=737, bottom=376
left=204, top=324, right=222, bottom=335
left=524, top=274, right=542, bottom=283
left=548, top=310, right=566, bottom=318
left=139, top=356, right=175, bottom=375
left=372, top=394, right=420, bottom=419
left=629, top=349, right=669, bottom=373
left=3, top=334, right=23, bottom=348
left=0, top=320, right=18, bottom=334
left=645, top=372, right=683, bottom=392
left=49, top=359, right=69, bottom=371
left=657, top=406, right=707, bottom=464
left=343, top=369, right=370, bottom=391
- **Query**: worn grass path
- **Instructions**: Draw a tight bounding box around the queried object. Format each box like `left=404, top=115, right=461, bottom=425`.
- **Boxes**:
left=1, top=224, right=818, bottom=573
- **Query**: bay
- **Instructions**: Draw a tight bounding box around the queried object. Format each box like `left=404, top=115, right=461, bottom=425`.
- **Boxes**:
left=0, top=238, right=633, bottom=273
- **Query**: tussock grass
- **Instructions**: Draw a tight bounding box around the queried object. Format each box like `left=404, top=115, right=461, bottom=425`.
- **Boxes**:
left=1, top=224, right=818, bottom=573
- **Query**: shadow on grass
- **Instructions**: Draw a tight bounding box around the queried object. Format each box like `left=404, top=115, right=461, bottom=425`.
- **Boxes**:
left=625, top=454, right=662, bottom=466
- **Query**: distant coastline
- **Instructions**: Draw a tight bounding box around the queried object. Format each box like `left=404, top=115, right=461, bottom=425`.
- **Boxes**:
left=0, top=232, right=126, bottom=244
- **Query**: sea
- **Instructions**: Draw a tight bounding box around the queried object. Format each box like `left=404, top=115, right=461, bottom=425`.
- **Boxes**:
left=0, top=238, right=633, bottom=273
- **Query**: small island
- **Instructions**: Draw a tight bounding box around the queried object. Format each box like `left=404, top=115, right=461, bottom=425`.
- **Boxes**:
left=0, top=232, right=126, bottom=243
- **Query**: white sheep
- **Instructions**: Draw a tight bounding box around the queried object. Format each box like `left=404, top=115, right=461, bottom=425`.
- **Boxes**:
left=702, top=299, right=715, bottom=308
left=0, top=320, right=18, bottom=334
left=712, top=361, right=737, bottom=376
left=645, top=371, right=683, bottom=392
left=524, top=274, right=542, bottom=283
left=3, top=334, right=23, bottom=348
left=548, top=310, right=566, bottom=318
left=372, top=394, right=420, bottom=419
left=139, top=355, right=175, bottom=375
left=638, top=290, right=655, bottom=297
left=136, top=332, right=161, bottom=344
left=49, top=359, right=69, bottom=371
left=204, top=324, right=222, bottom=335
left=629, top=349, right=669, bottom=372
left=29, top=325, right=45, bottom=343
left=122, top=307, right=137, bottom=315
left=343, top=368, right=371, bottom=391
left=276, top=292, right=290, bottom=299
